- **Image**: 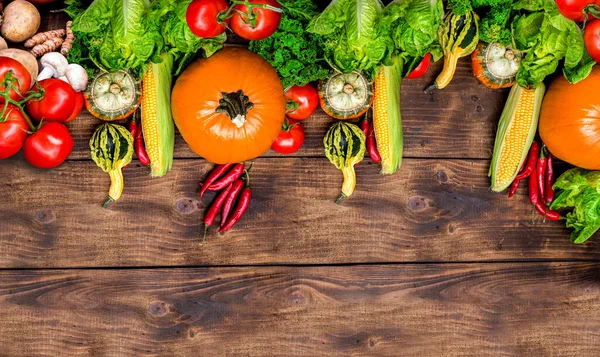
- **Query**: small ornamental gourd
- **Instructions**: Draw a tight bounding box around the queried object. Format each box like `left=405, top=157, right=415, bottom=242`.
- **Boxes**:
left=90, top=123, right=134, bottom=208
left=324, top=121, right=366, bottom=204
left=318, top=71, right=373, bottom=120
left=471, top=42, right=520, bottom=89
left=426, top=8, right=479, bottom=92
left=84, top=70, right=141, bottom=121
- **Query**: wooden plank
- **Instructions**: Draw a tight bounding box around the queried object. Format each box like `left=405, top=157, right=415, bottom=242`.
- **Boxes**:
left=35, top=9, right=509, bottom=161
left=1, top=263, right=599, bottom=356
left=2, top=157, right=597, bottom=268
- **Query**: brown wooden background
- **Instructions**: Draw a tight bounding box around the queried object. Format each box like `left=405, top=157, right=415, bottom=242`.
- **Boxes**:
left=1, top=3, right=599, bottom=356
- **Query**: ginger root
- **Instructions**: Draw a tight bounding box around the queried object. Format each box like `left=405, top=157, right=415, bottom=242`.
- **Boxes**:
left=24, top=29, right=65, bottom=48
left=30, top=36, right=63, bottom=57
left=60, top=21, right=74, bottom=56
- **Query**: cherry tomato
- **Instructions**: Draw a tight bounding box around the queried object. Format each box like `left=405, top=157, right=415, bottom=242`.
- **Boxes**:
left=285, top=84, right=319, bottom=120
left=24, top=121, right=74, bottom=169
left=556, top=0, right=600, bottom=21
left=26, top=79, right=78, bottom=123
left=0, top=57, right=32, bottom=102
left=271, top=119, right=304, bottom=154
left=230, top=0, right=282, bottom=41
left=186, top=0, right=230, bottom=38
left=0, top=104, right=30, bottom=159
left=407, top=53, right=432, bottom=79
left=65, top=92, right=84, bottom=123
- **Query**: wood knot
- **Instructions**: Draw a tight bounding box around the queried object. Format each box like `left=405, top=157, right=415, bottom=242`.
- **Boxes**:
left=407, top=197, right=428, bottom=211
left=175, top=199, right=196, bottom=214
left=436, top=170, right=448, bottom=183
left=369, top=338, right=376, bottom=347
left=189, top=329, right=196, bottom=339
left=289, top=292, right=306, bottom=304
left=35, top=209, right=55, bottom=223
left=470, top=95, right=479, bottom=102
left=148, top=301, right=168, bottom=316
left=476, top=105, right=483, bottom=113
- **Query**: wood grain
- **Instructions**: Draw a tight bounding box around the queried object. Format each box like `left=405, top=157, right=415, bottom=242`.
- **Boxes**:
left=2, top=157, right=597, bottom=268
left=1, top=263, right=599, bottom=356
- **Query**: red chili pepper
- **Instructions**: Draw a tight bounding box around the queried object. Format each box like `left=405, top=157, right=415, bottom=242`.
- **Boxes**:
left=515, top=141, right=540, bottom=180
left=219, top=187, right=252, bottom=233
left=202, top=183, right=233, bottom=244
left=208, top=163, right=245, bottom=191
left=508, top=178, right=521, bottom=198
left=128, top=119, right=137, bottom=138
left=221, top=178, right=245, bottom=227
left=135, top=126, right=151, bottom=167
left=199, top=164, right=233, bottom=197
left=367, top=119, right=381, bottom=163
left=360, top=118, right=369, bottom=137
left=545, top=153, right=555, bottom=204
left=534, top=201, right=560, bottom=221
left=537, top=146, right=547, bottom=200
left=528, top=174, right=538, bottom=205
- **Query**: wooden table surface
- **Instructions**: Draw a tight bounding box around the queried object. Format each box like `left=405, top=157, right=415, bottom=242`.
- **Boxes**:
left=2, top=6, right=600, bottom=357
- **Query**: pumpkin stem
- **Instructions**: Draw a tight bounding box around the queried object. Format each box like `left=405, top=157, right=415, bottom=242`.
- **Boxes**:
left=216, top=90, right=254, bottom=128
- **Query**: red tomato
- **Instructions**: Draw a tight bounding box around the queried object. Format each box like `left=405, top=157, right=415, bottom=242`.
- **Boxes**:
left=585, top=20, right=600, bottom=63
left=186, top=0, right=230, bottom=38
left=24, top=122, right=74, bottom=169
left=556, top=0, right=600, bottom=21
left=26, top=79, right=78, bottom=123
left=0, top=104, right=30, bottom=159
left=271, top=120, right=304, bottom=154
left=285, top=84, right=319, bottom=120
left=230, top=0, right=282, bottom=41
left=0, top=57, right=32, bottom=102
left=65, top=92, right=84, bottom=123
left=407, top=53, right=432, bottom=79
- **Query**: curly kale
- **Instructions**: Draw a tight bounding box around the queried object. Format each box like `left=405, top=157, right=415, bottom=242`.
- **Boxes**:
left=249, top=0, right=329, bottom=88
left=447, top=0, right=474, bottom=16
left=471, top=0, right=515, bottom=45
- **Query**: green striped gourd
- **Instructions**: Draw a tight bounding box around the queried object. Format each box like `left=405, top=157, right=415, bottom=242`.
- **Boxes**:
left=426, top=9, right=479, bottom=92
left=324, top=122, right=366, bottom=204
left=90, top=123, right=134, bottom=208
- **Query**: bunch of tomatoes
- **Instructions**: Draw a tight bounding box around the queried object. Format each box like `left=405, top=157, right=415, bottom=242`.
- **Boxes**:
left=0, top=58, right=83, bottom=168
left=186, top=0, right=282, bottom=40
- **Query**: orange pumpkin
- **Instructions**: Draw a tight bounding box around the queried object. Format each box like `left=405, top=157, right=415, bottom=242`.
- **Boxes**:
left=539, top=67, right=600, bottom=170
left=171, top=47, right=286, bottom=164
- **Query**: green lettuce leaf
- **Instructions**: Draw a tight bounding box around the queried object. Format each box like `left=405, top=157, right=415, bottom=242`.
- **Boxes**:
left=550, top=169, right=600, bottom=244
left=308, top=0, right=390, bottom=76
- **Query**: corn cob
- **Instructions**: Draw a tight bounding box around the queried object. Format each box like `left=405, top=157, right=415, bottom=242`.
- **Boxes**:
left=373, top=56, right=403, bottom=175
left=141, top=53, right=174, bottom=177
left=489, top=84, right=546, bottom=191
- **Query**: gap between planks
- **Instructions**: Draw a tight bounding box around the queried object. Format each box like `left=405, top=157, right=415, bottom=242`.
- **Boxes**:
left=1, top=259, right=600, bottom=272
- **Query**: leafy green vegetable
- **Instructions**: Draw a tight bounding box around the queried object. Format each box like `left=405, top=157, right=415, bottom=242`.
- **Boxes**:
left=65, top=0, right=225, bottom=78
left=307, top=0, right=391, bottom=77
left=378, top=0, right=444, bottom=76
left=551, top=169, right=600, bottom=244
left=471, top=0, right=514, bottom=45
left=248, top=0, right=329, bottom=88
left=511, top=0, right=587, bottom=87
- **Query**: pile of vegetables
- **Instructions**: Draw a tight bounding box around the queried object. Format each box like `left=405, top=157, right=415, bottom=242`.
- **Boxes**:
left=4, top=0, right=600, bottom=244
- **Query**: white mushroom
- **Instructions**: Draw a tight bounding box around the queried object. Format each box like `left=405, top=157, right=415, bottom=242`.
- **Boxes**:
left=58, top=76, right=69, bottom=83
left=37, top=52, right=68, bottom=81
left=64, top=63, right=88, bottom=92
